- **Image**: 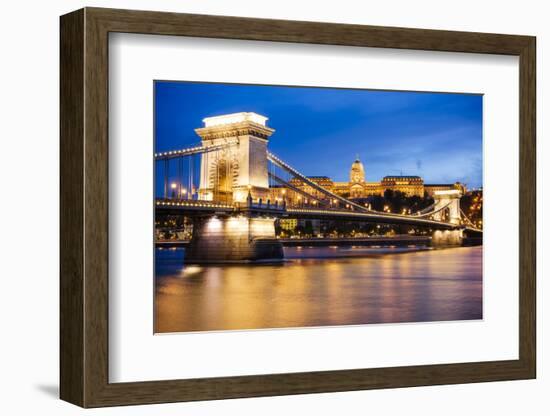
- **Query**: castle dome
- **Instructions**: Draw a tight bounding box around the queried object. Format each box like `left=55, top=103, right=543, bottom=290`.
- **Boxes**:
left=350, top=157, right=365, bottom=183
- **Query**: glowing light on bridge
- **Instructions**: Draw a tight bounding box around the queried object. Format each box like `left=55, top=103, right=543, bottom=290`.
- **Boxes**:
left=226, top=216, right=249, bottom=232
left=203, top=112, right=268, bottom=127
left=206, top=216, right=222, bottom=231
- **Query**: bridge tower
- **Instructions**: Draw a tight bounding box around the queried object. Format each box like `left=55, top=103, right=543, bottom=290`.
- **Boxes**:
left=431, top=189, right=464, bottom=247
left=186, top=112, right=283, bottom=263
left=195, top=112, right=275, bottom=204
left=432, top=190, right=462, bottom=225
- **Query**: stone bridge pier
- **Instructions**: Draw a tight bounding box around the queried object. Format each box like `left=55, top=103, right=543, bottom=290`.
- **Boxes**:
left=431, top=228, right=464, bottom=247
left=185, top=214, right=284, bottom=263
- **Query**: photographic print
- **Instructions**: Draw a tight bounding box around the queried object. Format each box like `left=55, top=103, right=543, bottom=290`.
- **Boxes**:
left=154, top=81, right=483, bottom=334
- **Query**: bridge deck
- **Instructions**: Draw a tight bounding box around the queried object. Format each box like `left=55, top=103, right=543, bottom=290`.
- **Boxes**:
left=155, top=199, right=480, bottom=232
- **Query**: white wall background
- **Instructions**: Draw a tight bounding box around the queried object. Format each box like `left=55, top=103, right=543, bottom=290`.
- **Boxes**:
left=0, top=1, right=545, bottom=414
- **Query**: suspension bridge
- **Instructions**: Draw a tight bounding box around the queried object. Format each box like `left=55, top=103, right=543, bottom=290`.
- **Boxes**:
left=155, top=112, right=481, bottom=262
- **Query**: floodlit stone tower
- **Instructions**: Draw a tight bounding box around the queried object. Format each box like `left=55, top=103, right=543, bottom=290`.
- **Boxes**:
left=187, top=112, right=283, bottom=263
left=195, top=112, right=275, bottom=204
left=431, top=189, right=464, bottom=247
left=432, top=189, right=462, bottom=225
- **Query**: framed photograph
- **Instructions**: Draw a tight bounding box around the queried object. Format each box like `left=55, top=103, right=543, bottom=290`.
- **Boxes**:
left=60, top=7, right=536, bottom=407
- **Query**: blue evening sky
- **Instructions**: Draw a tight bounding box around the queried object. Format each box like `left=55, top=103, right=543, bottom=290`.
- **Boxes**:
left=155, top=81, right=482, bottom=188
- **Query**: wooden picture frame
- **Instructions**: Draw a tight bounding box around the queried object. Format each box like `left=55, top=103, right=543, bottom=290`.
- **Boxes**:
left=60, top=7, right=536, bottom=408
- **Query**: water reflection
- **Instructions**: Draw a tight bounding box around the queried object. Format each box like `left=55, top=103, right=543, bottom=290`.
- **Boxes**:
left=155, top=246, right=482, bottom=333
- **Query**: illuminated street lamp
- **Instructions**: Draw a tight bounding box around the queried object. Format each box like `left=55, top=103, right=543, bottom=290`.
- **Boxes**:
left=170, top=182, right=177, bottom=198
left=279, top=188, right=287, bottom=206
left=181, top=187, right=187, bottom=199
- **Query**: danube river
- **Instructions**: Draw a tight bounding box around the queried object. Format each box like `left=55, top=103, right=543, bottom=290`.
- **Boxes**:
left=155, top=245, right=482, bottom=333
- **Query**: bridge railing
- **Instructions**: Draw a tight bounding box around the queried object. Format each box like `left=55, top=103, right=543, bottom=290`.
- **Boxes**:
left=155, top=198, right=235, bottom=210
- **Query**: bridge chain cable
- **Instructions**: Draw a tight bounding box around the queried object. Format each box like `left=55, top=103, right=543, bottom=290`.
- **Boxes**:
left=413, top=200, right=453, bottom=219
left=267, top=152, right=374, bottom=213
left=268, top=151, right=463, bottom=221
left=460, top=208, right=481, bottom=230
left=415, top=201, right=438, bottom=216
left=154, top=139, right=238, bottom=160
left=268, top=171, right=329, bottom=206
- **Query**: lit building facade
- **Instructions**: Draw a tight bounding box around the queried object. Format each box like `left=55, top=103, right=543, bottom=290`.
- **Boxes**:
left=289, top=176, right=334, bottom=197
left=269, top=156, right=466, bottom=202
left=380, top=175, right=424, bottom=197
left=271, top=177, right=335, bottom=207
left=279, top=218, right=298, bottom=231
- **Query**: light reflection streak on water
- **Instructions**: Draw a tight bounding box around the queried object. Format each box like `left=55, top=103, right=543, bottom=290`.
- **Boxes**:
left=155, top=245, right=482, bottom=333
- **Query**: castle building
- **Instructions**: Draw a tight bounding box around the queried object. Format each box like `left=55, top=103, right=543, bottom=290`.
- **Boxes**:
left=334, top=158, right=382, bottom=198
left=288, top=176, right=334, bottom=197
left=380, top=175, right=424, bottom=197
left=269, top=156, right=466, bottom=203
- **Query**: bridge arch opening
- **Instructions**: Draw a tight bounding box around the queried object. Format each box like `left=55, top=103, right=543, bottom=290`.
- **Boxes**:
left=209, top=155, right=238, bottom=204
